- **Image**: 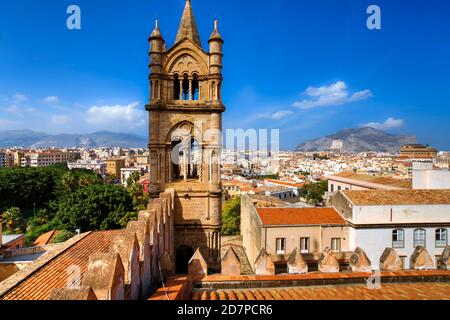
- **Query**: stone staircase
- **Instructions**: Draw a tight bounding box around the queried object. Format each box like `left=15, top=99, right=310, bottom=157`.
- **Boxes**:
left=221, top=236, right=253, bottom=275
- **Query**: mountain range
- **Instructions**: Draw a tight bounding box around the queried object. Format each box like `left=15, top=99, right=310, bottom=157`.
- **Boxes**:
left=0, top=130, right=147, bottom=148
left=296, top=127, right=417, bottom=153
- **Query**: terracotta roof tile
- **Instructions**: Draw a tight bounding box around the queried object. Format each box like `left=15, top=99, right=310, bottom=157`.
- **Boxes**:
left=1, top=229, right=125, bottom=300
left=256, top=207, right=346, bottom=226
left=33, top=230, right=62, bottom=246
left=194, top=283, right=450, bottom=300
left=331, top=172, right=412, bottom=189
left=342, top=189, right=450, bottom=205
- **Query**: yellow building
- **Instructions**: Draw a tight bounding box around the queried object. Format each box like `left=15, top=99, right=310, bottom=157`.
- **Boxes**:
left=104, top=158, right=126, bottom=178
left=400, top=144, right=438, bottom=159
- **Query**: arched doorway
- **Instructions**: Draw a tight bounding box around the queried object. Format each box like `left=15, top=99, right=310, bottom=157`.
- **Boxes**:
left=176, top=245, right=194, bottom=274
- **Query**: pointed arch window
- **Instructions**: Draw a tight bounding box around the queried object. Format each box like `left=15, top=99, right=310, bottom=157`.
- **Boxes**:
left=191, top=74, right=199, bottom=100
left=182, top=74, right=189, bottom=100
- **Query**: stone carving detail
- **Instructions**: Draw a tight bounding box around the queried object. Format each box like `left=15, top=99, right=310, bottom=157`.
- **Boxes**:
left=188, top=248, right=208, bottom=277
left=82, top=253, right=125, bottom=300
left=410, top=246, right=434, bottom=270
left=221, top=247, right=241, bottom=276
left=349, top=247, right=372, bottom=273
left=379, top=248, right=402, bottom=271
left=287, top=248, right=308, bottom=274
left=160, top=250, right=175, bottom=277
left=110, top=232, right=141, bottom=300
left=254, top=249, right=275, bottom=276
left=318, top=247, right=339, bottom=273
left=171, top=54, right=200, bottom=76
left=438, top=246, right=450, bottom=270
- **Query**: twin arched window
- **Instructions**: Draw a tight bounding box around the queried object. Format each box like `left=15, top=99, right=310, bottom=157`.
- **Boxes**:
left=173, top=74, right=199, bottom=100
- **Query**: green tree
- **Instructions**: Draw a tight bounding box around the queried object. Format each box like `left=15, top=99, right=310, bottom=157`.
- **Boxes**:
left=55, top=184, right=134, bottom=232
left=126, top=173, right=149, bottom=212
left=54, top=169, right=103, bottom=197
left=301, top=180, right=328, bottom=206
left=1, top=207, right=23, bottom=234
left=27, top=208, right=50, bottom=230
left=24, top=217, right=63, bottom=246
left=221, top=197, right=241, bottom=236
left=51, top=230, right=75, bottom=244
left=0, top=164, right=68, bottom=212
left=126, top=171, right=141, bottom=186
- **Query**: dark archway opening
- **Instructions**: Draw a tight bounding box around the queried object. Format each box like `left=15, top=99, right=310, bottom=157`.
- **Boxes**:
left=173, top=74, right=180, bottom=100
left=176, top=245, right=194, bottom=274
left=182, top=74, right=189, bottom=100
left=191, top=74, right=199, bottom=100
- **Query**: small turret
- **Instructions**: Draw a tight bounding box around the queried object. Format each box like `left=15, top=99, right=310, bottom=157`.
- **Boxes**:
left=208, top=19, right=223, bottom=76
left=149, top=20, right=164, bottom=75
left=208, top=19, right=223, bottom=102
left=209, top=19, right=222, bottom=42
left=149, top=20, right=165, bottom=103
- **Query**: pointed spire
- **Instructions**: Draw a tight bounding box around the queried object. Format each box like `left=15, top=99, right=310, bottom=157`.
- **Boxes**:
left=175, top=0, right=202, bottom=47
left=209, top=19, right=222, bottom=41
left=150, top=19, right=163, bottom=39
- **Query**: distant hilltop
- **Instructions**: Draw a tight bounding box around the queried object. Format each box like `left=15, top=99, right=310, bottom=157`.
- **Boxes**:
left=0, top=130, right=147, bottom=148
left=296, top=127, right=418, bottom=153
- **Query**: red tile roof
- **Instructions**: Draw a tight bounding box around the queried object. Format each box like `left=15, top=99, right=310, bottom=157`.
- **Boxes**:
left=342, top=189, right=450, bottom=205
left=330, top=172, right=412, bottom=189
left=264, top=179, right=305, bottom=188
left=256, top=207, right=346, bottom=226
left=33, top=230, right=62, bottom=246
left=0, top=229, right=125, bottom=300
left=192, top=283, right=450, bottom=300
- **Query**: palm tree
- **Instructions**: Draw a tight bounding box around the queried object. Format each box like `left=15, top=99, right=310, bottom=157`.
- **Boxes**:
left=1, top=207, right=23, bottom=234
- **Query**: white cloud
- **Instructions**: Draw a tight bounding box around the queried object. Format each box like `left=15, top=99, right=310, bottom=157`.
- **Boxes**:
left=293, top=81, right=373, bottom=110
left=44, top=96, right=59, bottom=103
left=362, top=117, right=404, bottom=130
left=13, top=93, right=28, bottom=102
left=50, top=115, right=70, bottom=125
left=263, top=110, right=294, bottom=120
left=86, top=102, right=145, bottom=129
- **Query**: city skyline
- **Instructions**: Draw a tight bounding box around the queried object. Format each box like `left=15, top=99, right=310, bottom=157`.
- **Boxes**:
left=1, top=0, right=450, bottom=150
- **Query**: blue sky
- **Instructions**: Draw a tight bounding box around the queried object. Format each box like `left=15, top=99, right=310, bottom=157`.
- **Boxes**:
left=0, top=0, right=449, bottom=150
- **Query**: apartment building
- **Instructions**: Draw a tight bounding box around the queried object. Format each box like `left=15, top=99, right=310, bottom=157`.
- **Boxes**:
left=104, top=158, right=126, bottom=177
left=67, top=159, right=107, bottom=177
left=29, top=151, right=78, bottom=167
left=329, top=189, right=450, bottom=269
left=241, top=194, right=349, bottom=271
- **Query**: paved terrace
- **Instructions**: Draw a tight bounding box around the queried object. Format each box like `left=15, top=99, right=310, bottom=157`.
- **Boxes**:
left=150, top=270, right=450, bottom=300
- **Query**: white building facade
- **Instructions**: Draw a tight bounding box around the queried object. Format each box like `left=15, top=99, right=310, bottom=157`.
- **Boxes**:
left=330, top=190, right=450, bottom=269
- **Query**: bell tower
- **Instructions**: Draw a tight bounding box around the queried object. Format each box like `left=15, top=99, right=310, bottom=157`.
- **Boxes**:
left=146, top=0, right=225, bottom=272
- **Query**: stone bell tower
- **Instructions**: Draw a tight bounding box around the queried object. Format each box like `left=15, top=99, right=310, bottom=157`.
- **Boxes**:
left=146, top=0, right=224, bottom=272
